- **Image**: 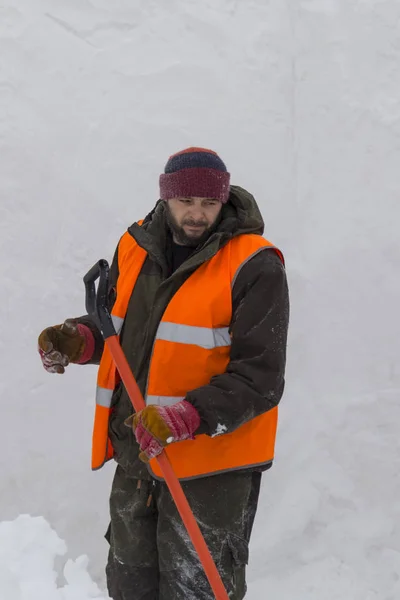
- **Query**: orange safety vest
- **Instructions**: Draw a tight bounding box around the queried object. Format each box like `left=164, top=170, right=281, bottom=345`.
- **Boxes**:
left=92, top=228, right=284, bottom=480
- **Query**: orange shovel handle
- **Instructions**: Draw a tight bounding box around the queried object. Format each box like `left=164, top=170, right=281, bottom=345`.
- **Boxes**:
left=106, top=335, right=229, bottom=600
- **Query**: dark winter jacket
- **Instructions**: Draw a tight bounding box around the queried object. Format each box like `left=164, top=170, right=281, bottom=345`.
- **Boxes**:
left=78, top=186, right=289, bottom=479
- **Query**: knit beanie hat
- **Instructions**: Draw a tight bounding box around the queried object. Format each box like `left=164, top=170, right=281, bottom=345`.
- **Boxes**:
left=159, top=147, right=231, bottom=203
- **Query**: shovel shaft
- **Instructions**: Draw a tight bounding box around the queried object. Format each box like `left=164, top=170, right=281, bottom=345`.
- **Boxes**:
left=106, top=335, right=229, bottom=600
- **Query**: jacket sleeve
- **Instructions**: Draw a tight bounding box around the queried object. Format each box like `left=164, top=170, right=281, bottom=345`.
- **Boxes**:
left=186, top=248, right=289, bottom=437
left=75, top=244, right=120, bottom=365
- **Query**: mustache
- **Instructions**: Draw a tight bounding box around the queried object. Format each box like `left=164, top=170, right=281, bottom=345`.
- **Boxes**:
left=183, top=220, right=208, bottom=227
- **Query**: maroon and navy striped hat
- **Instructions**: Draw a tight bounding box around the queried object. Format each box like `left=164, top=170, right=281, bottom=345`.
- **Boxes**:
left=159, top=147, right=231, bottom=203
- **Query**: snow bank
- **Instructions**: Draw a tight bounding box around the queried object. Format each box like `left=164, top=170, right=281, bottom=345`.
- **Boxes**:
left=0, top=515, right=109, bottom=600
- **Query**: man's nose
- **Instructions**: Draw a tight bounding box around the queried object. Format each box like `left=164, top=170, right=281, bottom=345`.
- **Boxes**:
left=188, top=207, right=205, bottom=221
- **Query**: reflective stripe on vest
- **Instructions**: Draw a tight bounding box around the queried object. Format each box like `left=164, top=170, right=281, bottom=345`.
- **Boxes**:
left=156, top=322, right=231, bottom=349
left=96, top=386, right=113, bottom=408
left=92, top=228, right=284, bottom=475
left=112, top=315, right=124, bottom=335
left=146, top=395, right=185, bottom=406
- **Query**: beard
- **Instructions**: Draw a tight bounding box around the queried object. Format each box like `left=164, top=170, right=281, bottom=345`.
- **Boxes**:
left=165, top=203, right=221, bottom=248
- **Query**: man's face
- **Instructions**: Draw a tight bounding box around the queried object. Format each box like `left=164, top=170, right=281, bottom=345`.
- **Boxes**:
left=165, top=197, right=223, bottom=247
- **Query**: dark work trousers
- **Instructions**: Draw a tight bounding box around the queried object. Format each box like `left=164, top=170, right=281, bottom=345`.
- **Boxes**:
left=105, top=465, right=262, bottom=600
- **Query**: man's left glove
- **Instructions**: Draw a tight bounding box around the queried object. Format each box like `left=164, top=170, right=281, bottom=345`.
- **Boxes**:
left=125, top=400, right=201, bottom=463
left=38, top=319, right=94, bottom=373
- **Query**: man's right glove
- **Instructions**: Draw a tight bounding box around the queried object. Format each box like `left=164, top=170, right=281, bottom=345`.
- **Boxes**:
left=125, top=400, right=201, bottom=462
left=38, top=319, right=94, bottom=374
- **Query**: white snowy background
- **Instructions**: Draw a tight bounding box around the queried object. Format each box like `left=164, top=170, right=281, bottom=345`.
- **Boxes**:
left=1, top=0, right=399, bottom=598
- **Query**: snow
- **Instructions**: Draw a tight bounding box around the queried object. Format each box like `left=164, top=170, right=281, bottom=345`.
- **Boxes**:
left=1, top=0, right=399, bottom=599
left=211, top=424, right=228, bottom=438
left=0, top=515, right=108, bottom=599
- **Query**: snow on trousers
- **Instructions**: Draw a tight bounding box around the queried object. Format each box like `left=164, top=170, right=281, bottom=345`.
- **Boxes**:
left=105, top=466, right=262, bottom=600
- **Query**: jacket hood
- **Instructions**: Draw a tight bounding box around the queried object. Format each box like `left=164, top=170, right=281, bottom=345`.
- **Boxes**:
left=218, top=185, right=264, bottom=237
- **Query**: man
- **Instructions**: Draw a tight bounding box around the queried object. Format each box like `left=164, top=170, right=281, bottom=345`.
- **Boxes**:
left=38, top=147, right=289, bottom=600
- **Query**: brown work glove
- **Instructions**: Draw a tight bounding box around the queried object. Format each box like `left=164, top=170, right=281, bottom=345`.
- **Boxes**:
left=38, top=319, right=94, bottom=374
left=125, top=400, right=201, bottom=462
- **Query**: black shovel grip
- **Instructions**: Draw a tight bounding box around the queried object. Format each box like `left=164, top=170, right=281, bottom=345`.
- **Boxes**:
left=83, top=259, right=116, bottom=339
